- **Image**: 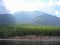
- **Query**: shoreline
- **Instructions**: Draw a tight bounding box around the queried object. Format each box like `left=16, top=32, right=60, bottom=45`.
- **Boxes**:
left=0, top=39, right=60, bottom=41
left=0, top=36, right=60, bottom=41
left=0, top=38, right=60, bottom=41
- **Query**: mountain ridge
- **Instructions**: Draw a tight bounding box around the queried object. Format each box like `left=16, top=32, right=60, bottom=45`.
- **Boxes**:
left=13, top=11, right=60, bottom=26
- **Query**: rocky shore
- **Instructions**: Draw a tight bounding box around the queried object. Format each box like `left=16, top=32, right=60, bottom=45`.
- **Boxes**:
left=1, top=35, right=58, bottom=41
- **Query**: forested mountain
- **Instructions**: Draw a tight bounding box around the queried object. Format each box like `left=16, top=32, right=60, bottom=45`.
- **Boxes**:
left=0, top=14, right=16, bottom=25
left=14, top=11, right=60, bottom=26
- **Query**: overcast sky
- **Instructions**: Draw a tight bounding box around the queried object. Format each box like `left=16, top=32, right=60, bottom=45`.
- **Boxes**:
left=3, top=0, right=60, bottom=17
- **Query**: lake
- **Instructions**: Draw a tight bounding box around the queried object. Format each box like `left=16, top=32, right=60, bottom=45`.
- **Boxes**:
left=0, top=40, right=60, bottom=45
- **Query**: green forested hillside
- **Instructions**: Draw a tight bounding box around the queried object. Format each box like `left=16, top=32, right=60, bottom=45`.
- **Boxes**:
left=0, top=24, right=60, bottom=38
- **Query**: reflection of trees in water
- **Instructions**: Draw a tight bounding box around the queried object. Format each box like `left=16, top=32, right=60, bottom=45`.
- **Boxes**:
left=0, top=41, right=16, bottom=45
left=0, top=41, right=60, bottom=45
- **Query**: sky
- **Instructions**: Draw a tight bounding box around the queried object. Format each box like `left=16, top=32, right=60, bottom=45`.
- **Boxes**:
left=3, top=0, right=60, bottom=17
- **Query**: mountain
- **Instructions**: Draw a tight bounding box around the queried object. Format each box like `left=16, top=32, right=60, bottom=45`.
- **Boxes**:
left=0, top=0, right=16, bottom=25
left=14, top=11, right=32, bottom=23
left=14, top=11, right=45, bottom=23
left=0, top=14, right=16, bottom=25
left=33, top=14, right=60, bottom=26
left=14, top=11, right=60, bottom=26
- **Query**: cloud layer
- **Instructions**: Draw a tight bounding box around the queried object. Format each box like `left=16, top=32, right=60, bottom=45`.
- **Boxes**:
left=3, top=0, right=55, bottom=13
left=3, top=0, right=60, bottom=17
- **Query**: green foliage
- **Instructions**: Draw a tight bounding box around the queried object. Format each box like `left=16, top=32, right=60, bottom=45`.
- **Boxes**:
left=0, top=24, right=60, bottom=38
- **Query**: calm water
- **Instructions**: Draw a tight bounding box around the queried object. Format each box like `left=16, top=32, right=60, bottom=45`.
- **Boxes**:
left=0, top=40, right=60, bottom=45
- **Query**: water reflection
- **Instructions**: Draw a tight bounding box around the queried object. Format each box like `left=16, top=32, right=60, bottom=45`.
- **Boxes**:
left=0, top=40, right=60, bottom=45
